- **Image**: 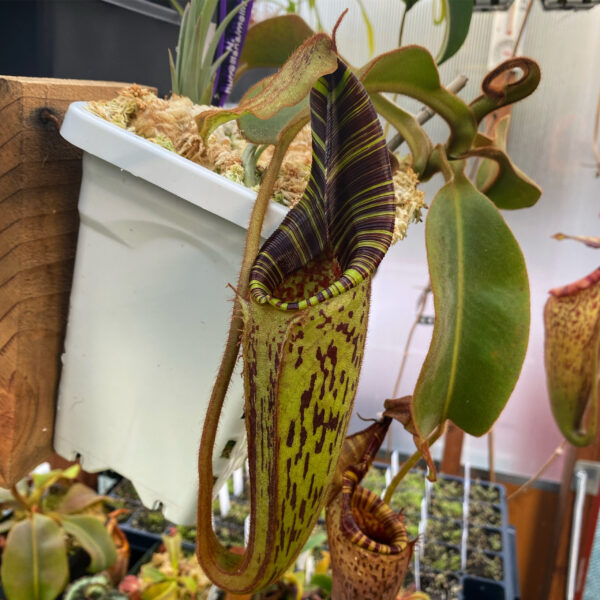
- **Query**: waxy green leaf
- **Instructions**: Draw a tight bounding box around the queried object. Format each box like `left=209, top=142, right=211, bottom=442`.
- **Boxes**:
left=475, top=116, right=510, bottom=191
left=236, top=14, right=314, bottom=79
left=141, top=581, right=178, bottom=599
left=32, top=464, right=80, bottom=492
left=196, top=33, right=337, bottom=141
left=470, top=145, right=541, bottom=210
left=413, top=171, right=530, bottom=437
left=369, top=92, right=432, bottom=175
left=544, top=269, right=600, bottom=446
left=56, top=482, right=105, bottom=515
left=61, top=515, right=117, bottom=573
left=1, top=514, right=68, bottom=600
left=360, top=46, right=477, bottom=156
left=435, top=0, right=473, bottom=65
left=470, top=129, right=541, bottom=210
left=237, top=76, right=310, bottom=145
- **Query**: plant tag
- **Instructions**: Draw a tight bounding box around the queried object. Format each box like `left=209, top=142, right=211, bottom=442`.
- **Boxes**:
left=244, top=515, right=250, bottom=546
left=305, top=554, right=315, bottom=582
left=385, top=468, right=392, bottom=489
left=233, top=468, right=244, bottom=497
left=391, top=450, right=400, bottom=476
left=487, top=0, right=529, bottom=70
left=218, top=483, right=230, bottom=517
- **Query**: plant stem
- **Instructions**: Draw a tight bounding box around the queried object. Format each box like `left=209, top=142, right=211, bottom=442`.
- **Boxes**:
left=512, top=0, right=534, bottom=57
left=383, top=423, right=446, bottom=504
left=488, top=428, right=496, bottom=483
left=10, top=484, right=28, bottom=510
left=507, top=439, right=568, bottom=501
left=197, top=135, right=292, bottom=558
left=398, top=6, right=407, bottom=48
left=387, top=75, right=468, bottom=152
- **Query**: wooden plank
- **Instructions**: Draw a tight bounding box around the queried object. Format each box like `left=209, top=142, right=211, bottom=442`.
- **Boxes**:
left=0, top=76, right=133, bottom=488
left=503, top=481, right=560, bottom=600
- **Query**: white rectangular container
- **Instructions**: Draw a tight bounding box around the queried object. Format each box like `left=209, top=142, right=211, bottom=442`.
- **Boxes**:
left=55, top=102, right=286, bottom=524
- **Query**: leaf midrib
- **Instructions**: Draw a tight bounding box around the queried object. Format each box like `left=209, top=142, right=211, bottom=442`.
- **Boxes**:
left=444, top=183, right=464, bottom=421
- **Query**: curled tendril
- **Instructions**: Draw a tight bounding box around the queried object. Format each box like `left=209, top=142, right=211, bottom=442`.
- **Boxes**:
left=481, top=57, right=534, bottom=100
left=470, top=57, right=541, bottom=123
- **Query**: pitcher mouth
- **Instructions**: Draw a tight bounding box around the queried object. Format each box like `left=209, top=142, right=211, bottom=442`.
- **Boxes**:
left=249, top=59, right=395, bottom=312
left=340, top=473, right=409, bottom=555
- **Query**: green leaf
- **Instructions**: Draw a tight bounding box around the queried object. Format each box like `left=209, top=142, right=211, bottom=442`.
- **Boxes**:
left=435, top=0, right=473, bottom=65
left=311, top=573, right=333, bottom=594
left=56, top=483, right=105, bottom=515
left=236, top=14, right=314, bottom=79
left=196, top=33, right=337, bottom=141
left=403, top=0, right=420, bottom=10
left=360, top=46, right=477, bottom=156
left=469, top=57, right=541, bottom=124
left=544, top=269, right=600, bottom=446
left=1, top=513, right=68, bottom=600
left=301, top=531, right=327, bottom=554
left=475, top=116, right=510, bottom=191
left=140, top=565, right=168, bottom=584
left=161, top=532, right=182, bottom=572
left=470, top=144, right=541, bottom=210
left=369, top=92, right=432, bottom=175
left=237, top=76, right=310, bottom=145
left=413, top=172, right=530, bottom=437
left=141, top=581, right=178, bottom=600
left=180, top=576, right=198, bottom=593
left=61, top=515, right=117, bottom=573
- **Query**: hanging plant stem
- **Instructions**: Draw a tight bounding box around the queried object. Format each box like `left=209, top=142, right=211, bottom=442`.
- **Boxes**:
left=196, top=137, right=292, bottom=547
left=383, top=423, right=446, bottom=505
left=507, top=439, right=568, bottom=501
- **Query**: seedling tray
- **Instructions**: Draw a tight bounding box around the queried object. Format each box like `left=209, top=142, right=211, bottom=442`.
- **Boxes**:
left=110, top=468, right=518, bottom=599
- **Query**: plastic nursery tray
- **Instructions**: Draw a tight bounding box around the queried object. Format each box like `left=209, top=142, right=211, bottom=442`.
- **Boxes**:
left=369, top=466, right=519, bottom=600
left=108, top=476, right=245, bottom=558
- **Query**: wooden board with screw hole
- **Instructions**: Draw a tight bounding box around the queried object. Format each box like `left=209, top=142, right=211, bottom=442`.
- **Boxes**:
left=0, top=76, right=143, bottom=488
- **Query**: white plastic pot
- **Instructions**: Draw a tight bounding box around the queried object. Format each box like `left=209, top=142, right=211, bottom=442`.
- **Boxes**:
left=55, top=102, right=286, bottom=524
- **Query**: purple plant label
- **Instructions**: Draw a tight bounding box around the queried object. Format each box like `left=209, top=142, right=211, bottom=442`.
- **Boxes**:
left=212, top=0, right=255, bottom=106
